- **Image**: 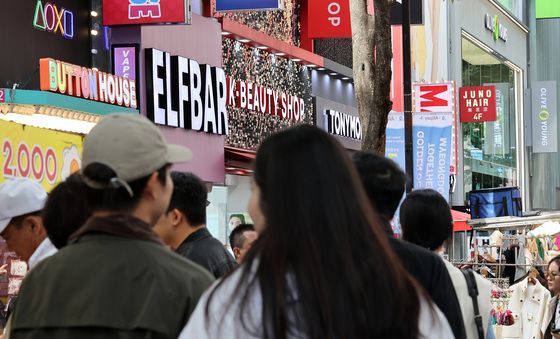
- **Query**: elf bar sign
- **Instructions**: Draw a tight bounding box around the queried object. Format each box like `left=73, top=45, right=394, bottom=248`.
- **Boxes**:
left=145, top=48, right=228, bottom=135
left=459, top=86, right=497, bottom=122
left=103, top=0, right=191, bottom=26
left=39, top=58, right=137, bottom=109
left=226, top=78, right=305, bottom=122
left=325, top=110, right=362, bottom=140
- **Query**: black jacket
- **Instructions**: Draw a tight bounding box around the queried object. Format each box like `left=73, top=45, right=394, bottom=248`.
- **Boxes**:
left=389, top=236, right=467, bottom=339
left=176, top=227, right=237, bottom=279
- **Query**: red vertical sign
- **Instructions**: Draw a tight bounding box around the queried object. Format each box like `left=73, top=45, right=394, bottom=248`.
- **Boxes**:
left=307, top=0, right=351, bottom=38
left=391, top=26, right=403, bottom=112
left=459, top=86, right=497, bottom=122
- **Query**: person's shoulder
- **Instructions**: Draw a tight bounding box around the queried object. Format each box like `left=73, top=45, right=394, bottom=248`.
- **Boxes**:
left=418, top=297, right=455, bottom=338
left=157, top=247, right=215, bottom=285
left=389, top=237, right=444, bottom=264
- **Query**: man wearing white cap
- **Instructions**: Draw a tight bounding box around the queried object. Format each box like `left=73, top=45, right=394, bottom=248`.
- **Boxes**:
left=0, top=178, right=57, bottom=269
left=9, top=114, right=214, bottom=339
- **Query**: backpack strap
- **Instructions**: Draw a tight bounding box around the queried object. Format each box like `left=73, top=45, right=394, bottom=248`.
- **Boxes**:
left=461, top=269, right=484, bottom=339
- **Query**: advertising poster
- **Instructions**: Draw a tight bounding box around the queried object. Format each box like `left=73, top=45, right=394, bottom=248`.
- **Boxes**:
left=0, top=120, right=83, bottom=191
left=532, top=81, right=557, bottom=153
left=385, top=111, right=406, bottom=171
left=483, top=83, right=510, bottom=157
left=413, top=112, right=453, bottom=201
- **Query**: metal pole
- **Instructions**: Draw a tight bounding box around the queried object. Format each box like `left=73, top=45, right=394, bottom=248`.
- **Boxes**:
left=402, top=0, right=413, bottom=193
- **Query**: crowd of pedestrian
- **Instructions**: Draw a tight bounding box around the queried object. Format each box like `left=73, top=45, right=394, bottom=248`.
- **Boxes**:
left=1, top=113, right=560, bottom=338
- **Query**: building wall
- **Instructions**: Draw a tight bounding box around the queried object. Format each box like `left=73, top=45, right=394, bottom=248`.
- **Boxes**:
left=449, top=0, right=529, bottom=207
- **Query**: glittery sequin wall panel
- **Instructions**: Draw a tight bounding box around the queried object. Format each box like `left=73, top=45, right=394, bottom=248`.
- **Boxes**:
left=223, top=39, right=314, bottom=149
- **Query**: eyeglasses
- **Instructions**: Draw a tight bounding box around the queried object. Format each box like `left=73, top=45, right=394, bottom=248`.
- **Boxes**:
left=547, top=271, right=560, bottom=280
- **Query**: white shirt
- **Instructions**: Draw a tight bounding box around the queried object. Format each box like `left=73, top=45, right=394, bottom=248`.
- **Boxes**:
left=179, top=266, right=454, bottom=339
left=28, top=237, right=57, bottom=269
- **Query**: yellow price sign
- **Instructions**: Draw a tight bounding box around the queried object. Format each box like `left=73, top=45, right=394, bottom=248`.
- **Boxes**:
left=0, top=120, right=83, bottom=191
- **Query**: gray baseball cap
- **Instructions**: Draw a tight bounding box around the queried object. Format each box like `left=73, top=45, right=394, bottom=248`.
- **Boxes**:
left=82, top=114, right=192, bottom=183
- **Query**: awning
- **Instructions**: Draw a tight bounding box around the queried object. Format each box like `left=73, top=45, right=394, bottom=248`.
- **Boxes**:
left=224, top=146, right=255, bottom=176
left=452, top=209, right=472, bottom=232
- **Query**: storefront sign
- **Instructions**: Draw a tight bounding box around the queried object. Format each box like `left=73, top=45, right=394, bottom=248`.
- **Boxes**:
left=145, top=48, right=228, bottom=135
left=226, top=78, right=304, bottom=122
left=413, top=112, right=453, bottom=201
left=103, top=0, right=191, bottom=26
left=0, top=120, right=83, bottom=191
left=216, top=0, right=281, bottom=11
left=112, top=45, right=137, bottom=81
left=537, top=0, right=560, bottom=19
left=307, top=0, right=351, bottom=38
left=324, top=109, right=361, bottom=140
left=0, top=90, right=4, bottom=103
left=459, top=86, right=497, bottom=122
left=532, top=81, right=558, bottom=153
left=39, top=58, right=138, bottom=109
left=33, top=0, right=74, bottom=39
left=413, top=82, right=457, bottom=175
left=484, top=14, right=508, bottom=42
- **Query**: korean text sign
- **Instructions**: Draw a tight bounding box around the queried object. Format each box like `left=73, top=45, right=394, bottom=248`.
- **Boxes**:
left=459, top=86, right=497, bottom=122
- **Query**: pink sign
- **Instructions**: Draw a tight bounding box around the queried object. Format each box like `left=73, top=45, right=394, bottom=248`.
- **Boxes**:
left=112, top=46, right=137, bottom=81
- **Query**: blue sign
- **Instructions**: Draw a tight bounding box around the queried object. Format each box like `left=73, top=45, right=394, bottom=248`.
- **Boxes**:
left=216, top=0, right=281, bottom=11
left=413, top=112, right=453, bottom=201
left=385, top=112, right=406, bottom=171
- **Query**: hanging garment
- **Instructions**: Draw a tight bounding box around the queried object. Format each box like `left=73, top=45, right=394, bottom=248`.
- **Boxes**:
left=490, top=230, right=504, bottom=260
left=502, top=278, right=551, bottom=339
left=515, top=235, right=527, bottom=281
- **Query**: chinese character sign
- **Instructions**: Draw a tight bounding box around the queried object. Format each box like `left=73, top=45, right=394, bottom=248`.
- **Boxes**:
left=459, top=86, right=497, bottom=122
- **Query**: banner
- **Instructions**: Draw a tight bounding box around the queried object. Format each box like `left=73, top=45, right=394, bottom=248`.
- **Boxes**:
left=0, top=120, right=83, bottom=191
left=413, top=82, right=457, bottom=174
left=483, top=83, right=510, bottom=157
left=532, top=81, right=558, bottom=153
left=385, top=111, right=406, bottom=171
left=112, top=45, right=137, bottom=81
left=413, top=112, right=452, bottom=201
left=102, top=0, right=191, bottom=26
left=216, top=0, right=281, bottom=11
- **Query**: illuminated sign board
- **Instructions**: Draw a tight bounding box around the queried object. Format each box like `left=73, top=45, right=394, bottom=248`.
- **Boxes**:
left=39, top=58, right=137, bottom=109
left=103, top=0, right=191, bottom=26
left=216, top=0, right=281, bottom=11
left=33, top=0, right=74, bottom=39
left=225, top=78, right=305, bottom=122
left=324, top=109, right=362, bottom=140
left=145, top=48, right=228, bottom=135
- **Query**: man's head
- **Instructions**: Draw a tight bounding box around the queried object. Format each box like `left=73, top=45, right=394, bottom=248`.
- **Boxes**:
left=400, top=189, right=452, bottom=251
left=0, top=179, right=48, bottom=262
left=153, top=172, right=207, bottom=248
left=229, top=223, right=258, bottom=263
left=352, top=151, right=407, bottom=220
left=81, top=114, right=191, bottom=226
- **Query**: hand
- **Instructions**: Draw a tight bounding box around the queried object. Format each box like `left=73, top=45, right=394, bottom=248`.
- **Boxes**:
left=0, top=264, right=7, bottom=276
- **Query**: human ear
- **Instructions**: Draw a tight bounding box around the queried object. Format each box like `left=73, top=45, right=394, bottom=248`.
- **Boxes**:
left=145, top=172, right=160, bottom=199
left=171, top=208, right=183, bottom=227
left=233, top=247, right=241, bottom=259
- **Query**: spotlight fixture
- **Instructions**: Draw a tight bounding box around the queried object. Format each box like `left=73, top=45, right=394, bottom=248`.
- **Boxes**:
left=318, top=67, right=325, bottom=71
left=221, top=31, right=231, bottom=36
left=239, top=39, right=251, bottom=43
left=342, top=77, right=350, bottom=80
left=275, top=52, right=286, bottom=56
left=292, top=58, right=301, bottom=62
left=257, top=46, right=268, bottom=50
left=307, top=64, right=317, bottom=68
left=90, top=11, right=98, bottom=17
left=329, top=72, right=337, bottom=76
left=90, top=29, right=99, bottom=36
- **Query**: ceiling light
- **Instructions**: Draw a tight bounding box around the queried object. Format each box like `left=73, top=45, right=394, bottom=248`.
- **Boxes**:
left=257, top=46, right=268, bottom=50
left=342, top=77, right=350, bottom=80
left=90, top=11, right=98, bottom=17
left=292, top=58, right=301, bottom=62
left=318, top=67, right=325, bottom=71
left=330, top=72, right=337, bottom=76
left=221, top=31, right=231, bottom=36
left=92, top=67, right=99, bottom=71
left=307, top=64, right=317, bottom=68
left=90, top=29, right=98, bottom=36
left=239, top=39, right=251, bottom=43
left=275, top=52, right=286, bottom=56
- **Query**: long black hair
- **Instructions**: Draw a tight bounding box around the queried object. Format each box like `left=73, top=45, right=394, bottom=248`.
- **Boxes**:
left=206, top=125, right=423, bottom=338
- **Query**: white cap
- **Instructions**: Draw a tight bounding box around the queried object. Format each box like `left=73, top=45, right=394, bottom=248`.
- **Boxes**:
left=0, top=178, right=47, bottom=233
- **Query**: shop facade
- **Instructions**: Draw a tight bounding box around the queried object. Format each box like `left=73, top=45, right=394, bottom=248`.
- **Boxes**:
left=449, top=0, right=529, bottom=209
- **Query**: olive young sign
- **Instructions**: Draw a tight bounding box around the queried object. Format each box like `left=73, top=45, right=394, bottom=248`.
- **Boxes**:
left=145, top=48, right=228, bottom=135
left=532, top=81, right=557, bottom=153
left=324, top=109, right=361, bottom=140
left=39, top=58, right=138, bottom=109
left=485, top=14, right=508, bottom=42
left=226, top=78, right=305, bottom=122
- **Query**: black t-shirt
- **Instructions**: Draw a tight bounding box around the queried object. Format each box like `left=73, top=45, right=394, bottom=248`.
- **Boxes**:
left=389, top=237, right=467, bottom=339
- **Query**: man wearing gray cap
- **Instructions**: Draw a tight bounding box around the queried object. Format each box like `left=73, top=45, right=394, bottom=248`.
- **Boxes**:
left=0, top=178, right=57, bottom=269
left=9, top=114, right=215, bottom=339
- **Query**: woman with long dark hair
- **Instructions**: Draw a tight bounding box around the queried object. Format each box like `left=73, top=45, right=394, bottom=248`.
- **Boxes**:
left=179, top=125, right=453, bottom=338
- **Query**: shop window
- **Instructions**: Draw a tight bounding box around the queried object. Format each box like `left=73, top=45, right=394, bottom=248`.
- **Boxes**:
left=461, top=37, right=519, bottom=200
